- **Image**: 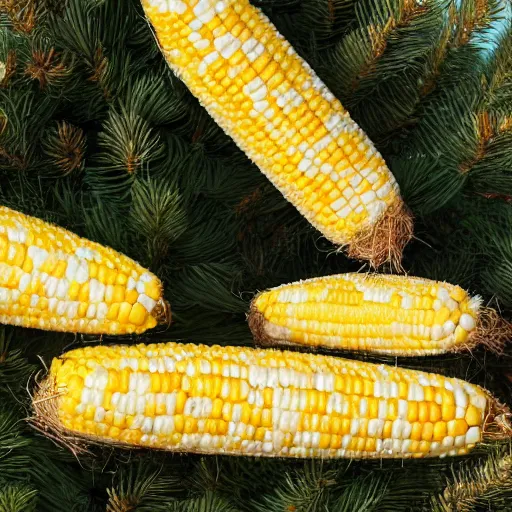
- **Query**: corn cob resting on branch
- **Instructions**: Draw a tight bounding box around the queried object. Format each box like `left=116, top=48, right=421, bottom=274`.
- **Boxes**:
left=249, top=274, right=512, bottom=356
left=32, top=342, right=511, bottom=459
left=0, top=206, right=170, bottom=334
left=141, top=0, right=413, bottom=268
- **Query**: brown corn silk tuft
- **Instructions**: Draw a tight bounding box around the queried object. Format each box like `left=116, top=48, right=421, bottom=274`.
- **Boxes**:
left=346, top=201, right=414, bottom=270
left=457, top=307, right=512, bottom=355
left=31, top=374, right=92, bottom=457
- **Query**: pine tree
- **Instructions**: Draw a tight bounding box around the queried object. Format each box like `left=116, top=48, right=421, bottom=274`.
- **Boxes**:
left=0, top=0, right=511, bottom=510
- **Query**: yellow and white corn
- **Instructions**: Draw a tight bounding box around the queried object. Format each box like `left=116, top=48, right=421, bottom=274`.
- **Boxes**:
left=34, top=341, right=502, bottom=459
left=141, top=0, right=408, bottom=257
left=0, top=206, right=170, bottom=334
left=249, top=274, right=481, bottom=356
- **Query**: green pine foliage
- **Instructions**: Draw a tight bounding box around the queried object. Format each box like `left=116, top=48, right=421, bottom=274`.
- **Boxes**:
left=0, top=0, right=512, bottom=509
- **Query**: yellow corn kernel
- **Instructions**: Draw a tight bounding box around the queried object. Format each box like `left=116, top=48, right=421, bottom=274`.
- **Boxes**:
left=407, top=402, right=418, bottom=423
left=78, top=283, right=90, bottom=303
left=249, top=273, right=484, bottom=356
left=108, top=426, right=121, bottom=439
left=212, top=398, right=223, bottom=419
left=317, top=433, right=330, bottom=449
left=175, top=390, right=187, bottom=414
left=442, top=404, right=456, bottom=421
left=418, top=441, right=430, bottom=453
left=433, top=422, right=447, bottom=441
left=411, top=422, right=423, bottom=441
left=174, top=415, right=184, bottom=433
left=429, top=403, right=442, bottom=423
left=113, top=413, right=126, bottom=429
left=129, top=303, right=147, bottom=326
left=447, top=419, right=468, bottom=437
left=418, top=402, right=429, bottom=423
left=103, top=391, right=112, bottom=410
left=465, top=405, right=482, bottom=426
left=77, top=303, right=88, bottom=318
left=261, top=409, right=272, bottom=428
left=117, top=302, right=132, bottom=324
left=421, top=422, right=434, bottom=442
left=184, top=417, right=197, bottom=434
left=263, top=388, right=273, bottom=408
left=35, top=341, right=495, bottom=459
left=54, top=260, right=67, bottom=278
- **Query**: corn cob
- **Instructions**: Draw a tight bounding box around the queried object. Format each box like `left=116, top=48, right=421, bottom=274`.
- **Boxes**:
left=32, top=341, right=511, bottom=459
left=249, top=273, right=510, bottom=356
left=0, top=206, right=170, bottom=334
left=140, top=0, right=413, bottom=268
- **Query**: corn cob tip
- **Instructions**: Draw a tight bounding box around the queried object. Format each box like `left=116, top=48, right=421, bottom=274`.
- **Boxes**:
left=459, top=307, right=512, bottom=356
left=153, top=298, right=172, bottom=327
left=247, top=291, right=324, bottom=353
left=247, top=299, right=304, bottom=351
left=482, top=397, right=512, bottom=441
left=31, top=372, right=93, bottom=456
left=346, top=200, right=413, bottom=270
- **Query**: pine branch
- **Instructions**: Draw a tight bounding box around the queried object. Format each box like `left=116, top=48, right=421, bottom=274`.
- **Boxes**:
left=169, top=263, right=247, bottom=314
left=129, top=174, right=187, bottom=270
left=106, top=459, right=181, bottom=512
left=171, top=199, right=239, bottom=267
left=46, top=0, right=103, bottom=77
left=41, top=120, right=86, bottom=175
left=169, top=490, right=238, bottom=512
left=459, top=111, right=494, bottom=174
left=0, top=327, right=35, bottom=394
left=120, top=72, right=188, bottom=127
left=318, top=0, right=451, bottom=141
left=0, top=408, right=32, bottom=481
left=485, top=28, right=512, bottom=114
left=331, top=471, right=390, bottom=512
left=432, top=446, right=512, bottom=511
left=24, top=42, right=74, bottom=89
left=86, top=101, right=165, bottom=201
left=454, top=26, right=511, bottom=189
left=0, top=87, right=57, bottom=170
left=258, top=0, right=359, bottom=52
left=417, top=7, right=454, bottom=99
left=358, top=0, right=430, bottom=86
left=1, top=0, right=512, bottom=508
left=97, top=102, right=164, bottom=174
left=0, top=481, right=38, bottom=512
left=451, top=0, right=502, bottom=48
left=0, top=0, right=39, bottom=34
left=383, top=0, right=505, bottom=143
left=83, top=198, right=129, bottom=251
left=389, top=154, right=465, bottom=215
left=252, top=461, right=338, bottom=511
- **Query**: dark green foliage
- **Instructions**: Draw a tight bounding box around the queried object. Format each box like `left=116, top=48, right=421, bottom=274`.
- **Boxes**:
left=0, top=0, right=512, bottom=509
left=0, top=482, right=38, bottom=512
left=431, top=445, right=512, bottom=512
